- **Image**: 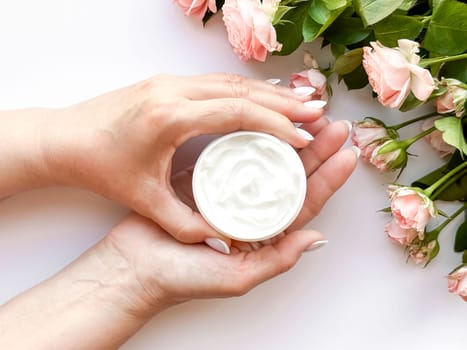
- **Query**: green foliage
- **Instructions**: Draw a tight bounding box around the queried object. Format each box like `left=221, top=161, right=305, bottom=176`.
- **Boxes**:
left=274, top=3, right=310, bottom=56
left=303, top=0, right=350, bottom=42
left=372, top=15, right=424, bottom=47
left=424, top=0, right=467, bottom=55
left=333, top=48, right=363, bottom=75
left=435, top=117, right=467, bottom=155
left=412, top=151, right=467, bottom=201
left=440, top=59, right=467, bottom=83
left=342, top=64, right=369, bottom=90
left=353, top=0, right=405, bottom=26
left=455, top=219, right=467, bottom=253
left=325, top=16, right=371, bottom=45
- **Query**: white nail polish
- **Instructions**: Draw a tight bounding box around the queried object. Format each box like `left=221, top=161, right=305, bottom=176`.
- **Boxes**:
left=304, top=100, right=327, bottom=109
left=296, top=127, right=314, bottom=141
left=304, top=240, right=328, bottom=252
left=350, top=146, right=361, bottom=158
left=341, top=120, right=353, bottom=133
left=266, top=78, right=281, bottom=85
left=293, top=86, right=316, bottom=96
left=205, top=238, right=231, bottom=254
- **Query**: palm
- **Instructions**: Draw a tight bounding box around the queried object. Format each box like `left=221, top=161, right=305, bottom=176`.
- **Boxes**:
left=106, top=118, right=357, bottom=302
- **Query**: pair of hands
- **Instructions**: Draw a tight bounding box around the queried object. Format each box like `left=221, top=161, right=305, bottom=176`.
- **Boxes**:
left=6, top=73, right=357, bottom=318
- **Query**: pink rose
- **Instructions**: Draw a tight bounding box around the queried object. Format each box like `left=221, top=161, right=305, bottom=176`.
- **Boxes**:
left=222, top=0, right=282, bottom=62
left=387, top=185, right=436, bottom=233
left=447, top=266, right=467, bottom=302
left=289, top=69, right=328, bottom=101
left=421, top=117, right=455, bottom=157
left=370, top=140, right=407, bottom=172
left=351, top=119, right=389, bottom=161
left=173, top=0, right=217, bottom=20
left=408, top=240, right=437, bottom=265
left=362, top=39, right=435, bottom=109
left=435, top=78, right=467, bottom=117
left=436, top=90, right=456, bottom=114
left=385, top=219, right=419, bottom=245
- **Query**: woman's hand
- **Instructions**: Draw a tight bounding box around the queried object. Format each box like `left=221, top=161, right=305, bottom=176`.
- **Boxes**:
left=0, top=118, right=357, bottom=350
left=105, top=117, right=358, bottom=310
left=39, top=74, right=324, bottom=244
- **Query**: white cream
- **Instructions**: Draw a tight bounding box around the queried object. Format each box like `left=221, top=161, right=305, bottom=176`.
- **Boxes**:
left=192, top=131, right=307, bottom=241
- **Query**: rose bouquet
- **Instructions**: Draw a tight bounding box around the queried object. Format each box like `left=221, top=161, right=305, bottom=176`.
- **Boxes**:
left=173, top=0, right=467, bottom=301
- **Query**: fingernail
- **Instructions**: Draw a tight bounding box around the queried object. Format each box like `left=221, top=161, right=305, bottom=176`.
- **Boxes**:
left=350, top=146, right=361, bottom=158
left=304, top=100, right=327, bottom=109
left=266, top=78, right=281, bottom=85
left=304, top=240, right=328, bottom=252
left=205, top=238, right=230, bottom=254
left=293, top=86, right=316, bottom=96
left=341, top=120, right=353, bottom=133
left=296, top=127, right=314, bottom=141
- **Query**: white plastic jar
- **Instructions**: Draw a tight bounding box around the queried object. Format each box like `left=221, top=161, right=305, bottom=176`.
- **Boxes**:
left=192, top=131, right=307, bottom=242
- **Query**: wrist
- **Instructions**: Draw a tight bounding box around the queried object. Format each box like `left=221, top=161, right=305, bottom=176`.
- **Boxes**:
left=89, top=236, right=174, bottom=320
left=0, top=108, right=61, bottom=197
left=0, top=232, right=171, bottom=350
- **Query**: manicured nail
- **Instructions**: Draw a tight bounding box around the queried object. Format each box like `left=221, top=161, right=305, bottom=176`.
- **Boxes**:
left=293, top=86, right=316, bottom=96
left=205, top=238, right=230, bottom=254
left=304, top=100, right=327, bottom=109
left=350, top=146, right=361, bottom=158
left=341, top=120, right=353, bottom=133
left=266, top=78, right=281, bottom=85
left=304, top=240, right=328, bottom=252
left=296, top=127, right=314, bottom=141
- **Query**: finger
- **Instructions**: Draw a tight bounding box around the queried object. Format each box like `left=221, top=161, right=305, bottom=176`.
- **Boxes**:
left=181, top=74, right=323, bottom=122
left=191, top=73, right=313, bottom=101
left=173, top=98, right=314, bottom=148
left=221, top=229, right=325, bottom=296
left=144, top=185, right=232, bottom=247
left=299, top=120, right=351, bottom=176
left=299, top=115, right=330, bottom=135
left=288, top=147, right=359, bottom=231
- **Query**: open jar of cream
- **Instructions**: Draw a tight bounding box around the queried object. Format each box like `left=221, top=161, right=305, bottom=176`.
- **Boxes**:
left=192, top=131, right=307, bottom=242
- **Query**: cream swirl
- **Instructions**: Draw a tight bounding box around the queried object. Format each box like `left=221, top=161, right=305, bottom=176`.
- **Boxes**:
left=193, top=132, right=307, bottom=241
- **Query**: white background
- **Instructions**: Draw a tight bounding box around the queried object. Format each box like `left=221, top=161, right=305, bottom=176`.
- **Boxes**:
left=0, top=1, right=465, bottom=349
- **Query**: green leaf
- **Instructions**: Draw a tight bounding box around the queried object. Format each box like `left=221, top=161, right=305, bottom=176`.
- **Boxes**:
left=302, top=16, right=323, bottom=42
left=325, top=16, right=372, bottom=45
left=372, top=14, right=424, bottom=47
left=333, top=48, right=363, bottom=75
left=323, top=0, right=349, bottom=10
left=331, top=42, right=346, bottom=58
left=435, top=117, right=467, bottom=155
left=439, top=59, right=467, bottom=83
left=274, top=3, right=310, bottom=56
left=398, top=0, right=418, bottom=11
left=431, top=0, right=444, bottom=11
left=272, top=6, right=294, bottom=25
left=424, top=240, right=440, bottom=267
left=309, top=0, right=331, bottom=24
left=454, top=219, right=467, bottom=252
left=353, top=0, right=405, bottom=26
left=342, top=64, right=369, bottom=90
left=399, top=92, right=425, bottom=112
left=463, top=250, right=467, bottom=263
left=303, top=2, right=350, bottom=42
left=412, top=151, right=467, bottom=201
left=424, top=0, right=467, bottom=55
